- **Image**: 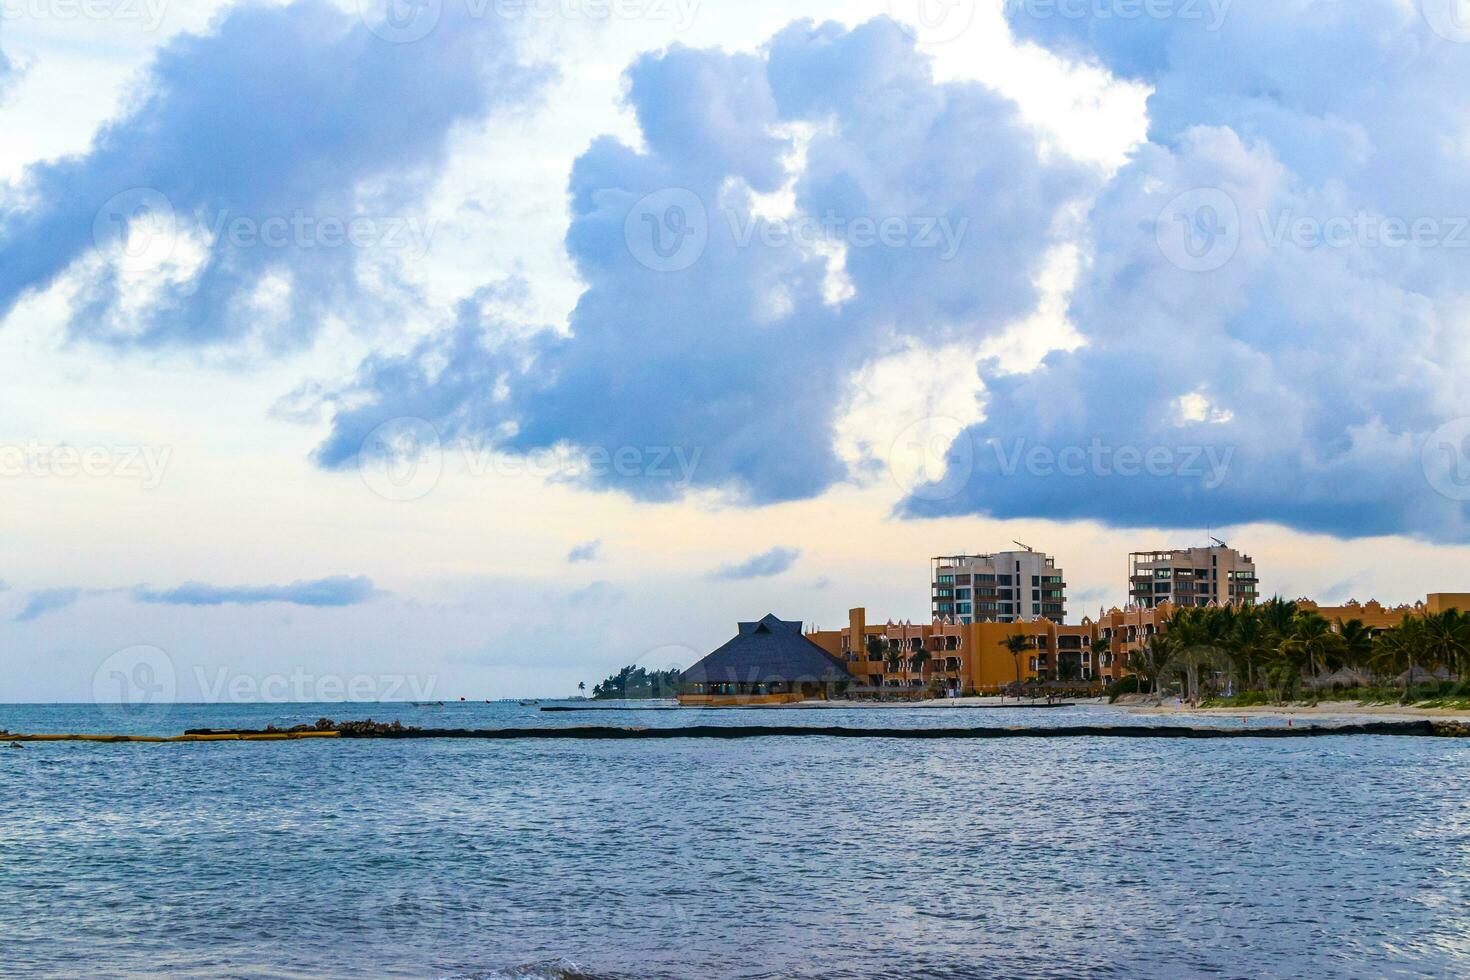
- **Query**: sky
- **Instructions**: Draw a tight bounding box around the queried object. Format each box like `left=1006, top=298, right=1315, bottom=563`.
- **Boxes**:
left=3, top=0, right=1470, bottom=702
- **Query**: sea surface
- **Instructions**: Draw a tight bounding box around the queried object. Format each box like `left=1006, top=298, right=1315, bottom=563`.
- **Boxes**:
left=2, top=702, right=1468, bottom=979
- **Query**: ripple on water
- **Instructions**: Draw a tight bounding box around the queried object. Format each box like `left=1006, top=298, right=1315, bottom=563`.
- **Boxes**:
left=1, top=705, right=1467, bottom=979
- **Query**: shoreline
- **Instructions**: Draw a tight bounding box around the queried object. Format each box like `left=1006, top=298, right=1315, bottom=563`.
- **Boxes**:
left=783, top=696, right=1470, bottom=722
left=9, top=719, right=1467, bottom=742
left=1118, top=700, right=1470, bottom=721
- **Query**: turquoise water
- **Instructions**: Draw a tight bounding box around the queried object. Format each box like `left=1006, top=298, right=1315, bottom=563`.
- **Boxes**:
left=3, top=703, right=1468, bottom=978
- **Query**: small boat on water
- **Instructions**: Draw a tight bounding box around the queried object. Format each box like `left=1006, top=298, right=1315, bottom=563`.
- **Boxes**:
left=411, top=702, right=445, bottom=709
left=518, top=699, right=540, bottom=706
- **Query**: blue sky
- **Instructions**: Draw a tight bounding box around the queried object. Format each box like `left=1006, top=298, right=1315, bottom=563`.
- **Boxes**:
left=3, top=0, right=1470, bottom=701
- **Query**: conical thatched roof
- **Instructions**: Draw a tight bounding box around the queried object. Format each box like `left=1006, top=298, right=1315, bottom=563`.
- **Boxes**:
left=1309, top=667, right=1372, bottom=690
left=681, top=614, right=854, bottom=686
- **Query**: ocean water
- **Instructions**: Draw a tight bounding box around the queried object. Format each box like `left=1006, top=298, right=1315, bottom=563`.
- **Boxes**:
left=3, top=703, right=1468, bottom=979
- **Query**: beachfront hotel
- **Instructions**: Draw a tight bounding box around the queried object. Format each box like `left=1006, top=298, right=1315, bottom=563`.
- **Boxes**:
left=931, top=546, right=1066, bottom=624
left=1129, top=543, right=1258, bottom=609
left=675, top=536, right=1469, bottom=705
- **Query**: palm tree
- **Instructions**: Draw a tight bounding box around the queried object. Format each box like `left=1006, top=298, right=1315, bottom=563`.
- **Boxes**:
left=1003, top=633, right=1030, bottom=697
left=884, top=648, right=903, bottom=684
left=1420, top=611, right=1469, bottom=682
left=865, top=635, right=886, bottom=662
left=1092, top=634, right=1111, bottom=683
left=1280, top=612, right=1342, bottom=687
left=1372, top=615, right=1422, bottom=700
left=1129, top=634, right=1172, bottom=696
left=910, top=649, right=932, bottom=691
left=1336, top=619, right=1375, bottom=674
left=1161, top=606, right=1237, bottom=703
left=1258, top=596, right=1300, bottom=641
left=1230, top=608, right=1273, bottom=693
left=577, top=681, right=586, bottom=697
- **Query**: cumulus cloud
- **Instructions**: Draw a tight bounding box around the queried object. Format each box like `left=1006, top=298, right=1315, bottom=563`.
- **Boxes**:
left=15, top=588, right=83, bottom=623
left=133, top=576, right=378, bottom=608
left=709, top=546, right=801, bottom=581
left=315, top=17, right=1092, bottom=503
left=0, top=0, right=540, bottom=351
left=0, top=25, right=12, bottom=93
left=567, top=540, right=603, bottom=563
left=903, top=1, right=1470, bottom=542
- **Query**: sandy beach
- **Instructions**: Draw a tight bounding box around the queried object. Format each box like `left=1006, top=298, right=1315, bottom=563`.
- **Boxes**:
left=1119, top=700, right=1470, bottom=722
left=786, top=696, right=1470, bottom=722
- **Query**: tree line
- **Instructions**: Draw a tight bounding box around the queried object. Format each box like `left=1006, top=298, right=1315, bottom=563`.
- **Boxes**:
left=1122, top=598, right=1470, bottom=704
left=590, top=665, right=684, bottom=700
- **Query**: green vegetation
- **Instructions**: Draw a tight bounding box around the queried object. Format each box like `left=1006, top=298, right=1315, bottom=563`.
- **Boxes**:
left=591, top=665, right=684, bottom=700
left=1134, top=599, right=1470, bottom=706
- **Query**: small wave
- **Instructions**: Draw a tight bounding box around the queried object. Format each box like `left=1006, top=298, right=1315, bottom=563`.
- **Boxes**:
left=443, top=959, right=621, bottom=980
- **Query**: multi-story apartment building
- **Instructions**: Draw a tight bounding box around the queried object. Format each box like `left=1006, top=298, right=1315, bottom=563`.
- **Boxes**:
left=931, top=547, right=1066, bottom=624
left=807, top=606, right=1131, bottom=695
left=1129, top=543, right=1258, bottom=609
left=802, top=592, right=1469, bottom=699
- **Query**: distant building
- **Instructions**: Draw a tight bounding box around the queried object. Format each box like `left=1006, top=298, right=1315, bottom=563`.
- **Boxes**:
left=679, top=614, right=854, bottom=706
left=806, top=606, right=1124, bottom=696
left=1299, top=593, right=1470, bottom=634
left=931, top=547, right=1066, bottom=624
left=1129, top=544, right=1258, bottom=609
